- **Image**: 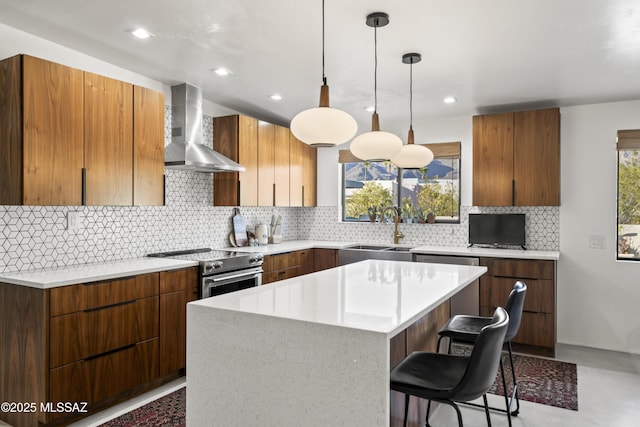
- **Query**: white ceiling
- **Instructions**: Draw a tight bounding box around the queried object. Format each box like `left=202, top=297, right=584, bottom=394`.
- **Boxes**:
left=1, top=0, right=640, bottom=139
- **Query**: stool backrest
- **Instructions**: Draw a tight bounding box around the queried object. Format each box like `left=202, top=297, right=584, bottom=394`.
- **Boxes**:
left=504, top=281, right=527, bottom=342
left=453, top=307, right=509, bottom=401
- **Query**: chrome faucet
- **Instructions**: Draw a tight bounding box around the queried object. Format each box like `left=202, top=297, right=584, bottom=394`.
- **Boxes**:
left=382, top=206, right=404, bottom=245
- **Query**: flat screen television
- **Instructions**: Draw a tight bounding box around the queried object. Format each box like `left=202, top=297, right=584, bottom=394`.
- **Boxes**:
left=468, top=214, right=526, bottom=248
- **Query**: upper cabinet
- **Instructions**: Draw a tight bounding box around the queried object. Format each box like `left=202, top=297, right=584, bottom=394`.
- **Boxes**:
left=472, top=107, right=560, bottom=206
left=290, top=132, right=317, bottom=207
left=133, top=86, right=165, bottom=206
left=0, top=54, right=165, bottom=206
left=1, top=55, right=84, bottom=205
left=213, top=114, right=315, bottom=207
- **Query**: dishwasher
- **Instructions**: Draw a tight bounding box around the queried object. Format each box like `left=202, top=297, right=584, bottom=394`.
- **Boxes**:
left=413, top=254, right=480, bottom=316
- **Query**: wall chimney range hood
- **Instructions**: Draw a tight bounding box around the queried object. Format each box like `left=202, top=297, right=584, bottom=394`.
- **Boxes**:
left=165, top=83, right=244, bottom=173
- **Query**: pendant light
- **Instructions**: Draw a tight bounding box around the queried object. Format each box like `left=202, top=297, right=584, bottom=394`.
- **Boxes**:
left=290, top=0, right=358, bottom=147
left=349, top=12, right=402, bottom=161
left=390, top=53, right=434, bottom=169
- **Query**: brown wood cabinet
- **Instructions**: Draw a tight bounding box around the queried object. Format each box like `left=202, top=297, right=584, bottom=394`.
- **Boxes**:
left=0, top=269, right=198, bottom=427
left=84, top=72, right=134, bottom=205
left=262, top=248, right=338, bottom=284
left=472, top=108, right=560, bottom=206
left=159, top=267, right=199, bottom=376
left=213, top=115, right=259, bottom=206
left=0, top=54, right=165, bottom=207
left=0, top=54, right=84, bottom=205
left=214, top=115, right=313, bottom=207
left=312, top=248, right=338, bottom=272
left=389, top=300, right=450, bottom=426
left=133, top=85, right=165, bottom=206
left=479, top=257, right=556, bottom=356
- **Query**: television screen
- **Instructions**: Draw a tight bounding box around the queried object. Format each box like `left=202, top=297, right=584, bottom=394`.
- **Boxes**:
left=468, top=214, right=526, bottom=247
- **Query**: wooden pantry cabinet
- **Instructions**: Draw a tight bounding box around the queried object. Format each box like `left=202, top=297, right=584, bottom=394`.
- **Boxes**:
left=479, top=257, right=556, bottom=356
left=472, top=107, right=560, bottom=206
left=0, top=54, right=165, bottom=206
left=213, top=114, right=316, bottom=207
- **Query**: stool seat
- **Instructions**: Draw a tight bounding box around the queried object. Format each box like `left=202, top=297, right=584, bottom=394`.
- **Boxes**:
left=439, top=315, right=493, bottom=342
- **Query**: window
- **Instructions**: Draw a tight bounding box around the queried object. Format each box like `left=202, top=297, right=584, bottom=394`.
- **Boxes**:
left=617, top=130, right=640, bottom=261
left=340, top=142, right=461, bottom=223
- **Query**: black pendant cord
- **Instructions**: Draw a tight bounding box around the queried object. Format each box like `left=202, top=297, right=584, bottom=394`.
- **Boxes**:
left=374, top=24, right=378, bottom=113
left=409, top=60, right=413, bottom=131
left=322, top=0, right=326, bottom=85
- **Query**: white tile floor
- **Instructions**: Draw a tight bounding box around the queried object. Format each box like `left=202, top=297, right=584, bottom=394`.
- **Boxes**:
left=1, top=344, right=638, bottom=427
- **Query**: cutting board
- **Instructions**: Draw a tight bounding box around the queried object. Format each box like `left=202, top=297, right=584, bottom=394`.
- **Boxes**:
left=232, top=208, right=248, bottom=247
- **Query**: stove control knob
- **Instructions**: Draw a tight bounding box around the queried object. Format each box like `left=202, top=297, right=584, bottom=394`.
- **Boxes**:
left=204, top=261, right=224, bottom=273
left=250, top=255, right=264, bottom=264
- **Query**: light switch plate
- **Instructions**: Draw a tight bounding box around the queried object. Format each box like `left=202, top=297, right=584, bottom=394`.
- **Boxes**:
left=589, top=234, right=606, bottom=249
left=67, top=211, right=81, bottom=232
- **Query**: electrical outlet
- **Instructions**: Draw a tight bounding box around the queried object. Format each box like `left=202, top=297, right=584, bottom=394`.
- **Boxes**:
left=67, top=211, right=81, bottom=232
left=589, top=235, right=606, bottom=249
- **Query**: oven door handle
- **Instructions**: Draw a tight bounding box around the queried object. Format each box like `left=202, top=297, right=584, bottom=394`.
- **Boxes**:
left=208, top=270, right=261, bottom=284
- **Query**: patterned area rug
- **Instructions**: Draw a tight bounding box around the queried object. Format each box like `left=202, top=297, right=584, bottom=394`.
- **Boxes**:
left=99, top=350, right=577, bottom=425
left=454, top=344, right=578, bottom=411
left=98, top=388, right=185, bottom=427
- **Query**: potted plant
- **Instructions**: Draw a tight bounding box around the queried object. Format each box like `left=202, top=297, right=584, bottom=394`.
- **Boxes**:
left=368, top=206, right=378, bottom=223
left=400, top=197, right=414, bottom=223
left=426, top=212, right=436, bottom=224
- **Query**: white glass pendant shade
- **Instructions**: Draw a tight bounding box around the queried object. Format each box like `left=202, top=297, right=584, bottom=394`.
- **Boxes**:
left=290, top=107, right=358, bottom=147
left=291, top=84, right=357, bottom=147
left=350, top=113, right=402, bottom=160
left=391, top=144, right=434, bottom=168
left=391, top=128, right=434, bottom=168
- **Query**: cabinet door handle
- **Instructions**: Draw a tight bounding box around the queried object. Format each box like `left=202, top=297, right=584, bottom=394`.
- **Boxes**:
left=511, top=179, right=515, bottom=206
left=237, top=181, right=241, bottom=206
left=273, top=183, right=276, bottom=206
left=163, top=174, right=166, bottom=206
left=302, top=185, right=305, bottom=207
left=83, top=299, right=136, bottom=313
left=81, top=167, right=87, bottom=206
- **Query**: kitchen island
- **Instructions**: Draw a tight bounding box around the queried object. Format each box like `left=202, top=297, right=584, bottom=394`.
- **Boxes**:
left=186, top=259, right=487, bottom=426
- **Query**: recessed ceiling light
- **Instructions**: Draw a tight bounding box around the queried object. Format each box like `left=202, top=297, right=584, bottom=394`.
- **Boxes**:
left=131, top=28, right=154, bottom=39
left=213, top=68, right=231, bottom=76
left=443, top=96, right=457, bottom=104
left=365, top=106, right=375, bottom=112
left=270, top=94, right=283, bottom=101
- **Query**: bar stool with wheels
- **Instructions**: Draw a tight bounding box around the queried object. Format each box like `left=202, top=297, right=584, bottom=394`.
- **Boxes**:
left=437, top=280, right=527, bottom=427
left=391, top=307, right=509, bottom=427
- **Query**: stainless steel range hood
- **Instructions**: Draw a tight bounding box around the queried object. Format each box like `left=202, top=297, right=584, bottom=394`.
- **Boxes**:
left=165, top=84, right=244, bottom=173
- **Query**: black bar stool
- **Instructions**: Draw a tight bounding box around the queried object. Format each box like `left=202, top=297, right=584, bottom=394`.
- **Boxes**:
left=437, top=281, right=527, bottom=427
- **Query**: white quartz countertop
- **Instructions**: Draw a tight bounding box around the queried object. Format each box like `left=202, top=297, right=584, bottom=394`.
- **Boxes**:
left=226, top=240, right=559, bottom=260
left=190, top=259, right=487, bottom=337
left=0, top=257, right=198, bottom=289
left=410, top=245, right=560, bottom=260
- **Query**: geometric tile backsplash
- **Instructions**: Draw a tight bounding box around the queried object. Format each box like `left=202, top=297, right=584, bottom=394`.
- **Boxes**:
left=0, top=108, right=559, bottom=273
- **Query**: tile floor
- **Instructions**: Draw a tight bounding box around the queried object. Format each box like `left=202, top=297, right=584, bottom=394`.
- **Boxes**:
left=1, top=344, right=638, bottom=427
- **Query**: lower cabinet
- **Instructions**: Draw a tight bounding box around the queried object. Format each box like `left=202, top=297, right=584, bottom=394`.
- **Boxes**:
left=0, top=266, right=198, bottom=427
left=262, top=248, right=338, bottom=284
left=159, top=267, right=199, bottom=376
left=389, top=299, right=450, bottom=427
left=479, top=257, right=556, bottom=356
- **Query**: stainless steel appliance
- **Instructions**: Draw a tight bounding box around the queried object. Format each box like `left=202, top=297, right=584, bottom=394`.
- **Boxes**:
left=148, top=248, right=263, bottom=298
left=413, top=254, right=480, bottom=316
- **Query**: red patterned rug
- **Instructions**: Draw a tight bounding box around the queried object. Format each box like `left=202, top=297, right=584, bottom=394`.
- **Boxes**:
left=453, top=345, right=578, bottom=411
left=98, top=388, right=185, bottom=427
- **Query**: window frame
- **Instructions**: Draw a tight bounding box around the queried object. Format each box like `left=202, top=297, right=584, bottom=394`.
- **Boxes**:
left=616, top=130, right=640, bottom=262
left=339, top=142, right=461, bottom=224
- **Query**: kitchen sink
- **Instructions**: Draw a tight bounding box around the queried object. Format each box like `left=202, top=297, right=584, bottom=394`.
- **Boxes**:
left=338, top=244, right=416, bottom=265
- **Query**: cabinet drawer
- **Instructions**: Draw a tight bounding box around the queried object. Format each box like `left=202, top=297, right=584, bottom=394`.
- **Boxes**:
left=263, top=267, right=299, bottom=284
left=159, top=267, right=198, bottom=294
left=263, top=251, right=300, bottom=272
left=50, top=273, right=159, bottom=316
left=479, top=276, right=554, bottom=314
left=480, top=307, right=554, bottom=348
left=481, top=258, right=554, bottom=280
left=49, top=338, right=159, bottom=417
left=50, top=296, right=159, bottom=368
